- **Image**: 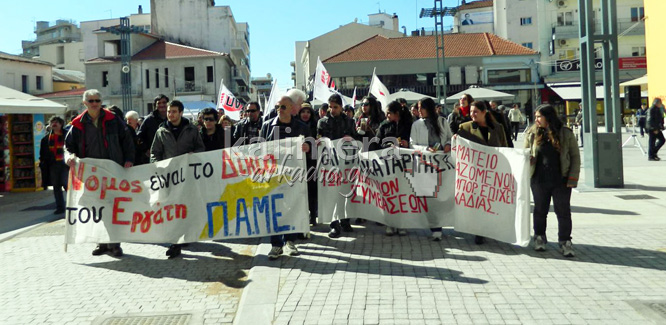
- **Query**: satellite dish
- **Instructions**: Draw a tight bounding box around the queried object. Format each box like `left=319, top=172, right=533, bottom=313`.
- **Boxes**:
left=121, top=64, right=130, bottom=74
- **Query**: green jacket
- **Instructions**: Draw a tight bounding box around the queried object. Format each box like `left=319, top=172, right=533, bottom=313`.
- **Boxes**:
left=524, top=127, right=580, bottom=187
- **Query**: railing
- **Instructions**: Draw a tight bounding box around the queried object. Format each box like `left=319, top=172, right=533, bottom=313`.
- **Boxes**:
left=553, top=18, right=644, bottom=40
left=176, top=81, right=202, bottom=94
left=109, top=88, right=142, bottom=96
left=232, top=66, right=250, bottom=86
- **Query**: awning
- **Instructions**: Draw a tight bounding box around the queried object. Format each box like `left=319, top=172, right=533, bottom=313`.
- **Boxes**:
left=620, top=75, right=647, bottom=87
left=389, top=89, right=435, bottom=102
left=547, top=83, right=646, bottom=100
left=447, top=86, right=515, bottom=102
left=0, top=85, right=67, bottom=115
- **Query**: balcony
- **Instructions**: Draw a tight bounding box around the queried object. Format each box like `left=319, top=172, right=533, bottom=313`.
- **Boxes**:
left=231, top=37, right=250, bottom=57
left=232, top=66, right=250, bottom=87
left=109, top=88, right=142, bottom=97
left=176, top=81, right=203, bottom=94
left=233, top=85, right=250, bottom=101
left=553, top=18, right=644, bottom=40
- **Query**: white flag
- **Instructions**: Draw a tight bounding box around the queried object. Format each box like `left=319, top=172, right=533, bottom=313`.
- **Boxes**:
left=369, top=70, right=390, bottom=112
left=351, top=87, right=357, bottom=107
left=216, top=80, right=244, bottom=120
left=265, top=79, right=283, bottom=118
left=313, top=57, right=333, bottom=103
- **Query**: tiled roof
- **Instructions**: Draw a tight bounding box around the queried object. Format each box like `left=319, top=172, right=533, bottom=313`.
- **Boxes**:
left=0, top=51, right=54, bottom=66
left=324, top=33, right=537, bottom=63
left=52, top=69, right=85, bottom=83
left=87, top=40, right=227, bottom=63
left=459, top=0, right=493, bottom=10
left=37, top=87, right=87, bottom=99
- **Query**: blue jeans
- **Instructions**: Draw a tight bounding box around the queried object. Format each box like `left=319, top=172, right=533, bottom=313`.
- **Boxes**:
left=271, top=233, right=297, bottom=247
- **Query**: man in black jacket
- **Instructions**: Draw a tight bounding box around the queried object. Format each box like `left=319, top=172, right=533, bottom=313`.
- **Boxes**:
left=647, top=99, right=665, bottom=161
left=65, top=89, right=135, bottom=257
left=137, top=94, right=169, bottom=164
left=233, top=101, right=263, bottom=146
left=40, top=116, right=68, bottom=214
left=260, top=95, right=311, bottom=260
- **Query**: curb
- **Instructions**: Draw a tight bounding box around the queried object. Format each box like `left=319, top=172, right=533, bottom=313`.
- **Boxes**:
left=234, top=242, right=279, bottom=325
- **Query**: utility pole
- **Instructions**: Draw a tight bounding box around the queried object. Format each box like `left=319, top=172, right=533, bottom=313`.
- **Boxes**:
left=420, top=1, right=456, bottom=107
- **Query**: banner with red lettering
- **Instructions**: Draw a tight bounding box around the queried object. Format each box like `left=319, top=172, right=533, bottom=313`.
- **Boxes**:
left=317, top=138, right=532, bottom=246
left=452, top=137, right=531, bottom=246
left=217, top=80, right=244, bottom=120
left=65, top=138, right=309, bottom=244
left=317, top=138, right=457, bottom=230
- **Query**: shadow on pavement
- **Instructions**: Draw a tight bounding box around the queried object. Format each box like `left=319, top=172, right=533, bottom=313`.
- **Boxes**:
left=570, top=205, right=640, bottom=215
left=82, top=241, right=256, bottom=287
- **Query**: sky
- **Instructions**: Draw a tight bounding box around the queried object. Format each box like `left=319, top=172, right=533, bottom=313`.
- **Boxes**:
left=1, top=0, right=456, bottom=90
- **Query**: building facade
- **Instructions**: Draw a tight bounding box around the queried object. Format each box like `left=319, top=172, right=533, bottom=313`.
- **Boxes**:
left=250, top=75, right=273, bottom=105
left=0, top=52, right=53, bottom=95
left=22, top=20, right=82, bottom=58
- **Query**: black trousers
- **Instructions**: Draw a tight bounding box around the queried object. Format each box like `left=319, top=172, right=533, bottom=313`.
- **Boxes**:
left=510, top=122, right=520, bottom=140
left=531, top=179, right=572, bottom=243
left=648, top=130, right=665, bottom=159
left=49, top=162, right=69, bottom=210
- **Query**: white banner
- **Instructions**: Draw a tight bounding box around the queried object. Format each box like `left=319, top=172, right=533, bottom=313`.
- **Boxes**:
left=217, top=80, right=244, bottom=120
left=265, top=79, right=283, bottom=118
left=452, top=137, right=531, bottom=246
left=369, top=71, right=390, bottom=111
left=65, top=138, right=309, bottom=244
left=317, top=138, right=531, bottom=246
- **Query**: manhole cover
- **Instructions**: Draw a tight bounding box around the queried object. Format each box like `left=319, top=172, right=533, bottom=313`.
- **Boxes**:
left=627, top=301, right=666, bottom=323
left=616, top=194, right=657, bottom=200
left=93, top=312, right=204, bottom=325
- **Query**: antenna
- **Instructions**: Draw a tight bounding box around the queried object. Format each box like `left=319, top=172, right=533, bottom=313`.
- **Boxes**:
left=377, top=2, right=381, bottom=13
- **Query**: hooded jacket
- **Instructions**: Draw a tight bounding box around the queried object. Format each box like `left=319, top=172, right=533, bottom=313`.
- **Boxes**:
left=150, top=118, right=205, bottom=162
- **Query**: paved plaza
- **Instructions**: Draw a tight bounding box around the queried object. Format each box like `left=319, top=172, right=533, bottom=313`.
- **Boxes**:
left=1, top=131, right=665, bottom=325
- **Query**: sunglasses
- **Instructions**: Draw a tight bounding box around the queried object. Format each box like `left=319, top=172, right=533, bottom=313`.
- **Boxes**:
left=362, top=103, right=370, bottom=106
left=246, top=109, right=258, bottom=113
left=87, top=99, right=102, bottom=103
left=203, top=117, right=216, bottom=122
left=275, top=105, right=288, bottom=110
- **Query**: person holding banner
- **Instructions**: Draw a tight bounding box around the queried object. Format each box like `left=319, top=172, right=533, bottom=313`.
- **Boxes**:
left=377, top=101, right=414, bottom=236
left=456, top=100, right=509, bottom=245
left=449, top=94, right=473, bottom=134
left=524, top=104, right=580, bottom=257
left=297, top=102, right=319, bottom=226
left=232, top=101, right=263, bottom=146
left=260, top=96, right=311, bottom=259
left=150, top=100, right=206, bottom=259
left=200, top=108, right=231, bottom=151
left=410, top=97, right=453, bottom=241
left=137, top=95, right=169, bottom=164
left=65, top=89, right=135, bottom=257
left=318, top=94, right=357, bottom=238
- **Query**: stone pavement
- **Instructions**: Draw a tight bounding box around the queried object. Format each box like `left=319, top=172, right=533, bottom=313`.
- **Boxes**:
left=1, top=129, right=665, bottom=324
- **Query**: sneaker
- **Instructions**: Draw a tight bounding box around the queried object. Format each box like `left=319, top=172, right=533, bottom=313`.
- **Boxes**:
left=268, top=246, right=283, bottom=260
left=385, top=227, right=395, bottom=236
left=328, top=227, right=341, bottom=238
left=474, top=235, right=485, bottom=245
left=286, top=241, right=300, bottom=256
left=431, top=231, right=442, bottom=242
left=166, top=245, right=181, bottom=259
left=533, top=235, right=546, bottom=252
left=92, top=245, right=109, bottom=256
left=559, top=240, right=575, bottom=258
left=109, top=246, right=123, bottom=257
left=397, top=229, right=407, bottom=236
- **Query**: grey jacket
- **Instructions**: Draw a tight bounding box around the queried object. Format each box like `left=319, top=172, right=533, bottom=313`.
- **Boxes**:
left=150, top=118, right=205, bottom=162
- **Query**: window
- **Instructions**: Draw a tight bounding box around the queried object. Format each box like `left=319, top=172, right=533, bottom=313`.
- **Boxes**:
left=557, top=11, right=574, bottom=26
left=632, top=47, right=646, bottom=57
left=56, top=46, right=65, bottom=65
left=487, top=69, right=531, bottom=84
left=559, top=49, right=576, bottom=60
left=520, top=17, right=532, bottom=26
left=207, top=66, right=214, bottom=83
left=522, top=42, right=533, bottom=49
left=102, top=71, right=109, bottom=87
left=22, top=75, right=28, bottom=93
left=145, top=69, right=150, bottom=89
left=155, top=69, right=159, bottom=88
left=184, top=67, right=195, bottom=91
left=631, top=7, right=644, bottom=22
left=164, top=68, right=169, bottom=88
left=36, top=76, right=42, bottom=90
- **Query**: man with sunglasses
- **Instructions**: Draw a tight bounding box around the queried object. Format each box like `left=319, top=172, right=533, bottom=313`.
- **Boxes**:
left=232, top=101, right=263, bottom=146
left=137, top=94, right=169, bottom=165
left=200, top=108, right=230, bottom=151
left=260, top=96, right=311, bottom=260
left=150, top=100, right=205, bottom=259
left=65, top=89, right=135, bottom=257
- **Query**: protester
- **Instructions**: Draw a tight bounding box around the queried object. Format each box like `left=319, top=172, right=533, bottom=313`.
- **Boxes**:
left=125, top=111, right=140, bottom=132
left=219, top=115, right=235, bottom=133
left=457, top=100, right=509, bottom=245
left=232, top=101, right=263, bottom=145
left=647, top=98, right=665, bottom=161
left=449, top=93, right=473, bottom=134
left=524, top=104, right=580, bottom=257
left=260, top=95, right=311, bottom=259
left=410, top=97, right=452, bottom=241
left=410, top=103, right=420, bottom=120
left=377, top=101, right=413, bottom=236
left=636, top=104, right=647, bottom=137
left=318, top=94, right=356, bottom=238
left=150, top=100, right=205, bottom=259
left=355, top=96, right=385, bottom=150
left=200, top=108, right=230, bottom=151
left=575, top=105, right=584, bottom=147
left=138, top=94, right=169, bottom=164
left=507, top=103, right=524, bottom=141
left=489, top=101, right=514, bottom=147
left=65, top=89, right=135, bottom=257
left=297, top=102, right=319, bottom=226
left=265, top=88, right=306, bottom=120
left=343, top=105, right=355, bottom=120
left=39, top=116, right=68, bottom=215
left=318, top=103, right=328, bottom=119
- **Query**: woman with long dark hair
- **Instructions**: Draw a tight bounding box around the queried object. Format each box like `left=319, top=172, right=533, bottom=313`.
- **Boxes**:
left=524, top=104, right=580, bottom=257
left=456, top=100, right=509, bottom=245
left=410, top=97, right=453, bottom=241
left=355, top=96, right=385, bottom=141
